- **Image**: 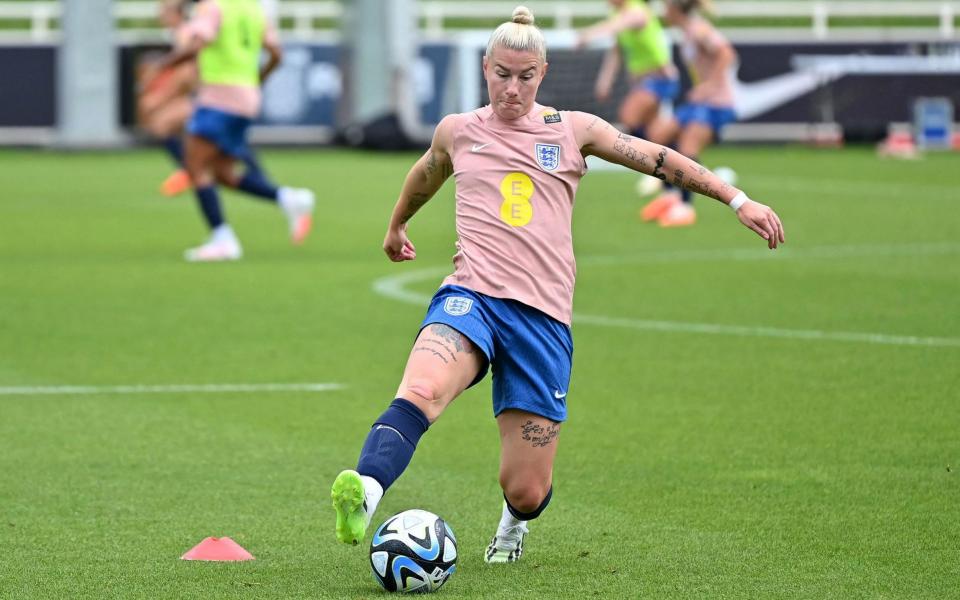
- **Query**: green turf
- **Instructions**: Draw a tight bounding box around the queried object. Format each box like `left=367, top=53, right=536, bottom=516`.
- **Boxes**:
left=0, top=146, right=958, bottom=599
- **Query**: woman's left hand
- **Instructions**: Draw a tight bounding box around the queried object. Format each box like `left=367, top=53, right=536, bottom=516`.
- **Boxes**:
left=736, top=200, right=786, bottom=250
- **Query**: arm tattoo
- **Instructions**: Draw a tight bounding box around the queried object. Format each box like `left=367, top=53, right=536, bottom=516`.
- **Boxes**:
left=399, top=191, right=431, bottom=225
left=672, top=168, right=684, bottom=187
left=520, top=420, right=560, bottom=447
left=652, top=148, right=668, bottom=181
left=423, top=151, right=452, bottom=182
left=429, top=324, right=473, bottom=354
left=685, top=177, right=716, bottom=197
left=423, top=152, right=438, bottom=180
left=586, top=117, right=600, bottom=131
left=613, top=133, right=649, bottom=168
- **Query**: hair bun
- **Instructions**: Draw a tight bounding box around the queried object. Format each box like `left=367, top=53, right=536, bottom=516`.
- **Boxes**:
left=512, top=5, right=534, bottom=25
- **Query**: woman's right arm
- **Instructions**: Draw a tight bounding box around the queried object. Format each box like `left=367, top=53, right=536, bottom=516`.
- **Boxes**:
left=383, top=114, right=457, bottom=262
left=577, top=8, right=649, bottom=46
left=595, top=47, right=621, bottom=102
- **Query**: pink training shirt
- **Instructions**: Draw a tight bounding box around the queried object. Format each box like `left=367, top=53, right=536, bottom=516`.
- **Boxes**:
left=183, top=0, right=279, bottom=118
left=440, top=103, right=587, bottom=325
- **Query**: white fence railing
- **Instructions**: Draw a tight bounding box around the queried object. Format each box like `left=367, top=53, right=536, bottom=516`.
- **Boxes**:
left=0, top=1, right=958, bottom=41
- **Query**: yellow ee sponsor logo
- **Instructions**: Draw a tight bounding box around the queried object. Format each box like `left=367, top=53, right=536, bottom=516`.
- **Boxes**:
left=499, top=172, right=534, bottom=227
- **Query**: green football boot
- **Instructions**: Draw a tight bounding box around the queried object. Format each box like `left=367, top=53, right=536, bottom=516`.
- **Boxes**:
left=331, top=469, right=370, bottom=545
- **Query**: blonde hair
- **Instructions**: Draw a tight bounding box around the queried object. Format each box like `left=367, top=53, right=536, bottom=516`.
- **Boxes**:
left=485, top=6, right=546, bottom=62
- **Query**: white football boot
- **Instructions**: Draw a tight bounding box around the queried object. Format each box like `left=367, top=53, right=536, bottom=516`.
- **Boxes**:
left=278, top=187, right=315, bottom=245
left=484, top=505, right=529, bottom=564
left=184, top=225, right=243, bottom=262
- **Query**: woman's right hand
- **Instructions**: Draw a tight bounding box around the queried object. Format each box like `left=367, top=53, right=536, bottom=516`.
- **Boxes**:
left=383, top=224, right=417, bottom=262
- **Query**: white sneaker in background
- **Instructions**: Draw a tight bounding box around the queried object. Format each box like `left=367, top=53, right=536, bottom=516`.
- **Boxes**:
left=184, top=225, right=243, bottom=262
left=279, top=187, right=315, bottom=244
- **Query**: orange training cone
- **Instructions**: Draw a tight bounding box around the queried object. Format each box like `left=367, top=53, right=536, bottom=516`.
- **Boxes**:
left=181, top=536, right=255, bottom=561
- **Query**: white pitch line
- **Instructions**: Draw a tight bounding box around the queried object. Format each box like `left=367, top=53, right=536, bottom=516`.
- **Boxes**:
left=0, top=383, right=346, bottom=397
left=580, top=241, right=960, bottom=267
left=370, top=242, right=960, bottom=349
left=572, top=314, right=960, bottom=348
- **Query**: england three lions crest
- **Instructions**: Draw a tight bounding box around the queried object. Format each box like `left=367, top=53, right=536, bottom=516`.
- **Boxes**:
left=443, top=296, right=473, bottom=316
left=535, top=143, right=561, bottom=171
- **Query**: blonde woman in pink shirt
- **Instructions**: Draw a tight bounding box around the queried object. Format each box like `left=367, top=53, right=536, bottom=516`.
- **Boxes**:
left=332, top=5, right=783, bottom=568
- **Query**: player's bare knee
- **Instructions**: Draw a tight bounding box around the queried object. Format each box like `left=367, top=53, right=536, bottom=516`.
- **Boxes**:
left=678, top=141, right=699, bottom=158
left=214, top=170, right=239, bottom=188
left=401, top=380, right=444, bottom=422
left=620, top=111, right=641, bottom=131
left=502, top=483, right=548, bottom=514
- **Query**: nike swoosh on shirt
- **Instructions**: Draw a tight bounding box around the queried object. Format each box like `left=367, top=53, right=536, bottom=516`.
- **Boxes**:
left=554, top=390, right=567, bottom=399
left=471, top=143, right=492, bottom=152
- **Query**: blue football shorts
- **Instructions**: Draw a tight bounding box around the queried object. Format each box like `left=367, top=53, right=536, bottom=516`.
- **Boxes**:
left=635, top=74, right=681, bottom=102
left=419, top=285, right=573, bottom=423
left=675, top=102, right=738, bottom=138
left=187, top=106, right=252, bottom=158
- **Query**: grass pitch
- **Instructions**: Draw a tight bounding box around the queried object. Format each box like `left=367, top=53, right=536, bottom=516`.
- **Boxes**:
left=0, top=146, right=958, bottom=599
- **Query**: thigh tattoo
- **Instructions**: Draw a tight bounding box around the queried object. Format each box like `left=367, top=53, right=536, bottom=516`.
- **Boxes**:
left=521, top=420, right=560, bottom=447
left=412, top=324, right=474, bottom=364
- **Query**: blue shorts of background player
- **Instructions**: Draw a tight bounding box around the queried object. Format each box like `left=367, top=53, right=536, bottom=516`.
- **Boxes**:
left=675, top=103, right=737, bottom=138
left=420, top=285, right=573, bottom=423
left=187, top=106, right=252, bottom=158
left=635, top=74, right=681, bottom=102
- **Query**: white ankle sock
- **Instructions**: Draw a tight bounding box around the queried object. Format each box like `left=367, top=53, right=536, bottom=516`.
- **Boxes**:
left=211, top=224, right=237, bottom=243
left=360, top=475, right=384, bottom=518
left=277, top=187, right=293, bottom=211
left=498, top=502, right=524, bottom=532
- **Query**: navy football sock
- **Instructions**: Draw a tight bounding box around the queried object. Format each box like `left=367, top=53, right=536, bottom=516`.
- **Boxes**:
left=237, top=172, right=279, bottom=202
left=163, top=137, right=184, bottom=167
left=357, top=399, right=430, bottom=492
left=239, top=149, right=266, bottom=180
left=195, top=185, right=224, bottom=229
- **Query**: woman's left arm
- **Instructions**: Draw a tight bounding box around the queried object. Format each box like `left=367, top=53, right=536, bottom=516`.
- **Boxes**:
left=572, top=112, right=785, bottom=249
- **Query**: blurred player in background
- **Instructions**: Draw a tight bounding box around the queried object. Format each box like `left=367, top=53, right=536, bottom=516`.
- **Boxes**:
left=331, top=6, right=783, bottom=564
left=139, top=0, right=274, bottom=199
left=576, top=0, right=679, bottom=140
left=641, top=0, right=738, bottom=227
left=138, top=0, right=196, bottom=196
left=147, top=0, right=314, bottom=261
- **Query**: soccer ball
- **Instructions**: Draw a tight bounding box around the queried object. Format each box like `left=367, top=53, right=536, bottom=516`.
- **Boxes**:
left=713, top=166, right=738, bottom=187
left=635, top=173, right=663, bottom=197
left=369, top=509, right=458, bottom=593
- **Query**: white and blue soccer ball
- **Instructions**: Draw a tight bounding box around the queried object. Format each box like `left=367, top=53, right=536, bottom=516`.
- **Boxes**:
left=635, top=173, right=663, bottom=197
left=369, top=509, right=457, bottom=593
left=713, top=165, right=738, bottom=187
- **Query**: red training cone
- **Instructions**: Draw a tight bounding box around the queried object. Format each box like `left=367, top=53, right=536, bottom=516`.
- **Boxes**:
left=181, top=536, right=255, bottom=561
